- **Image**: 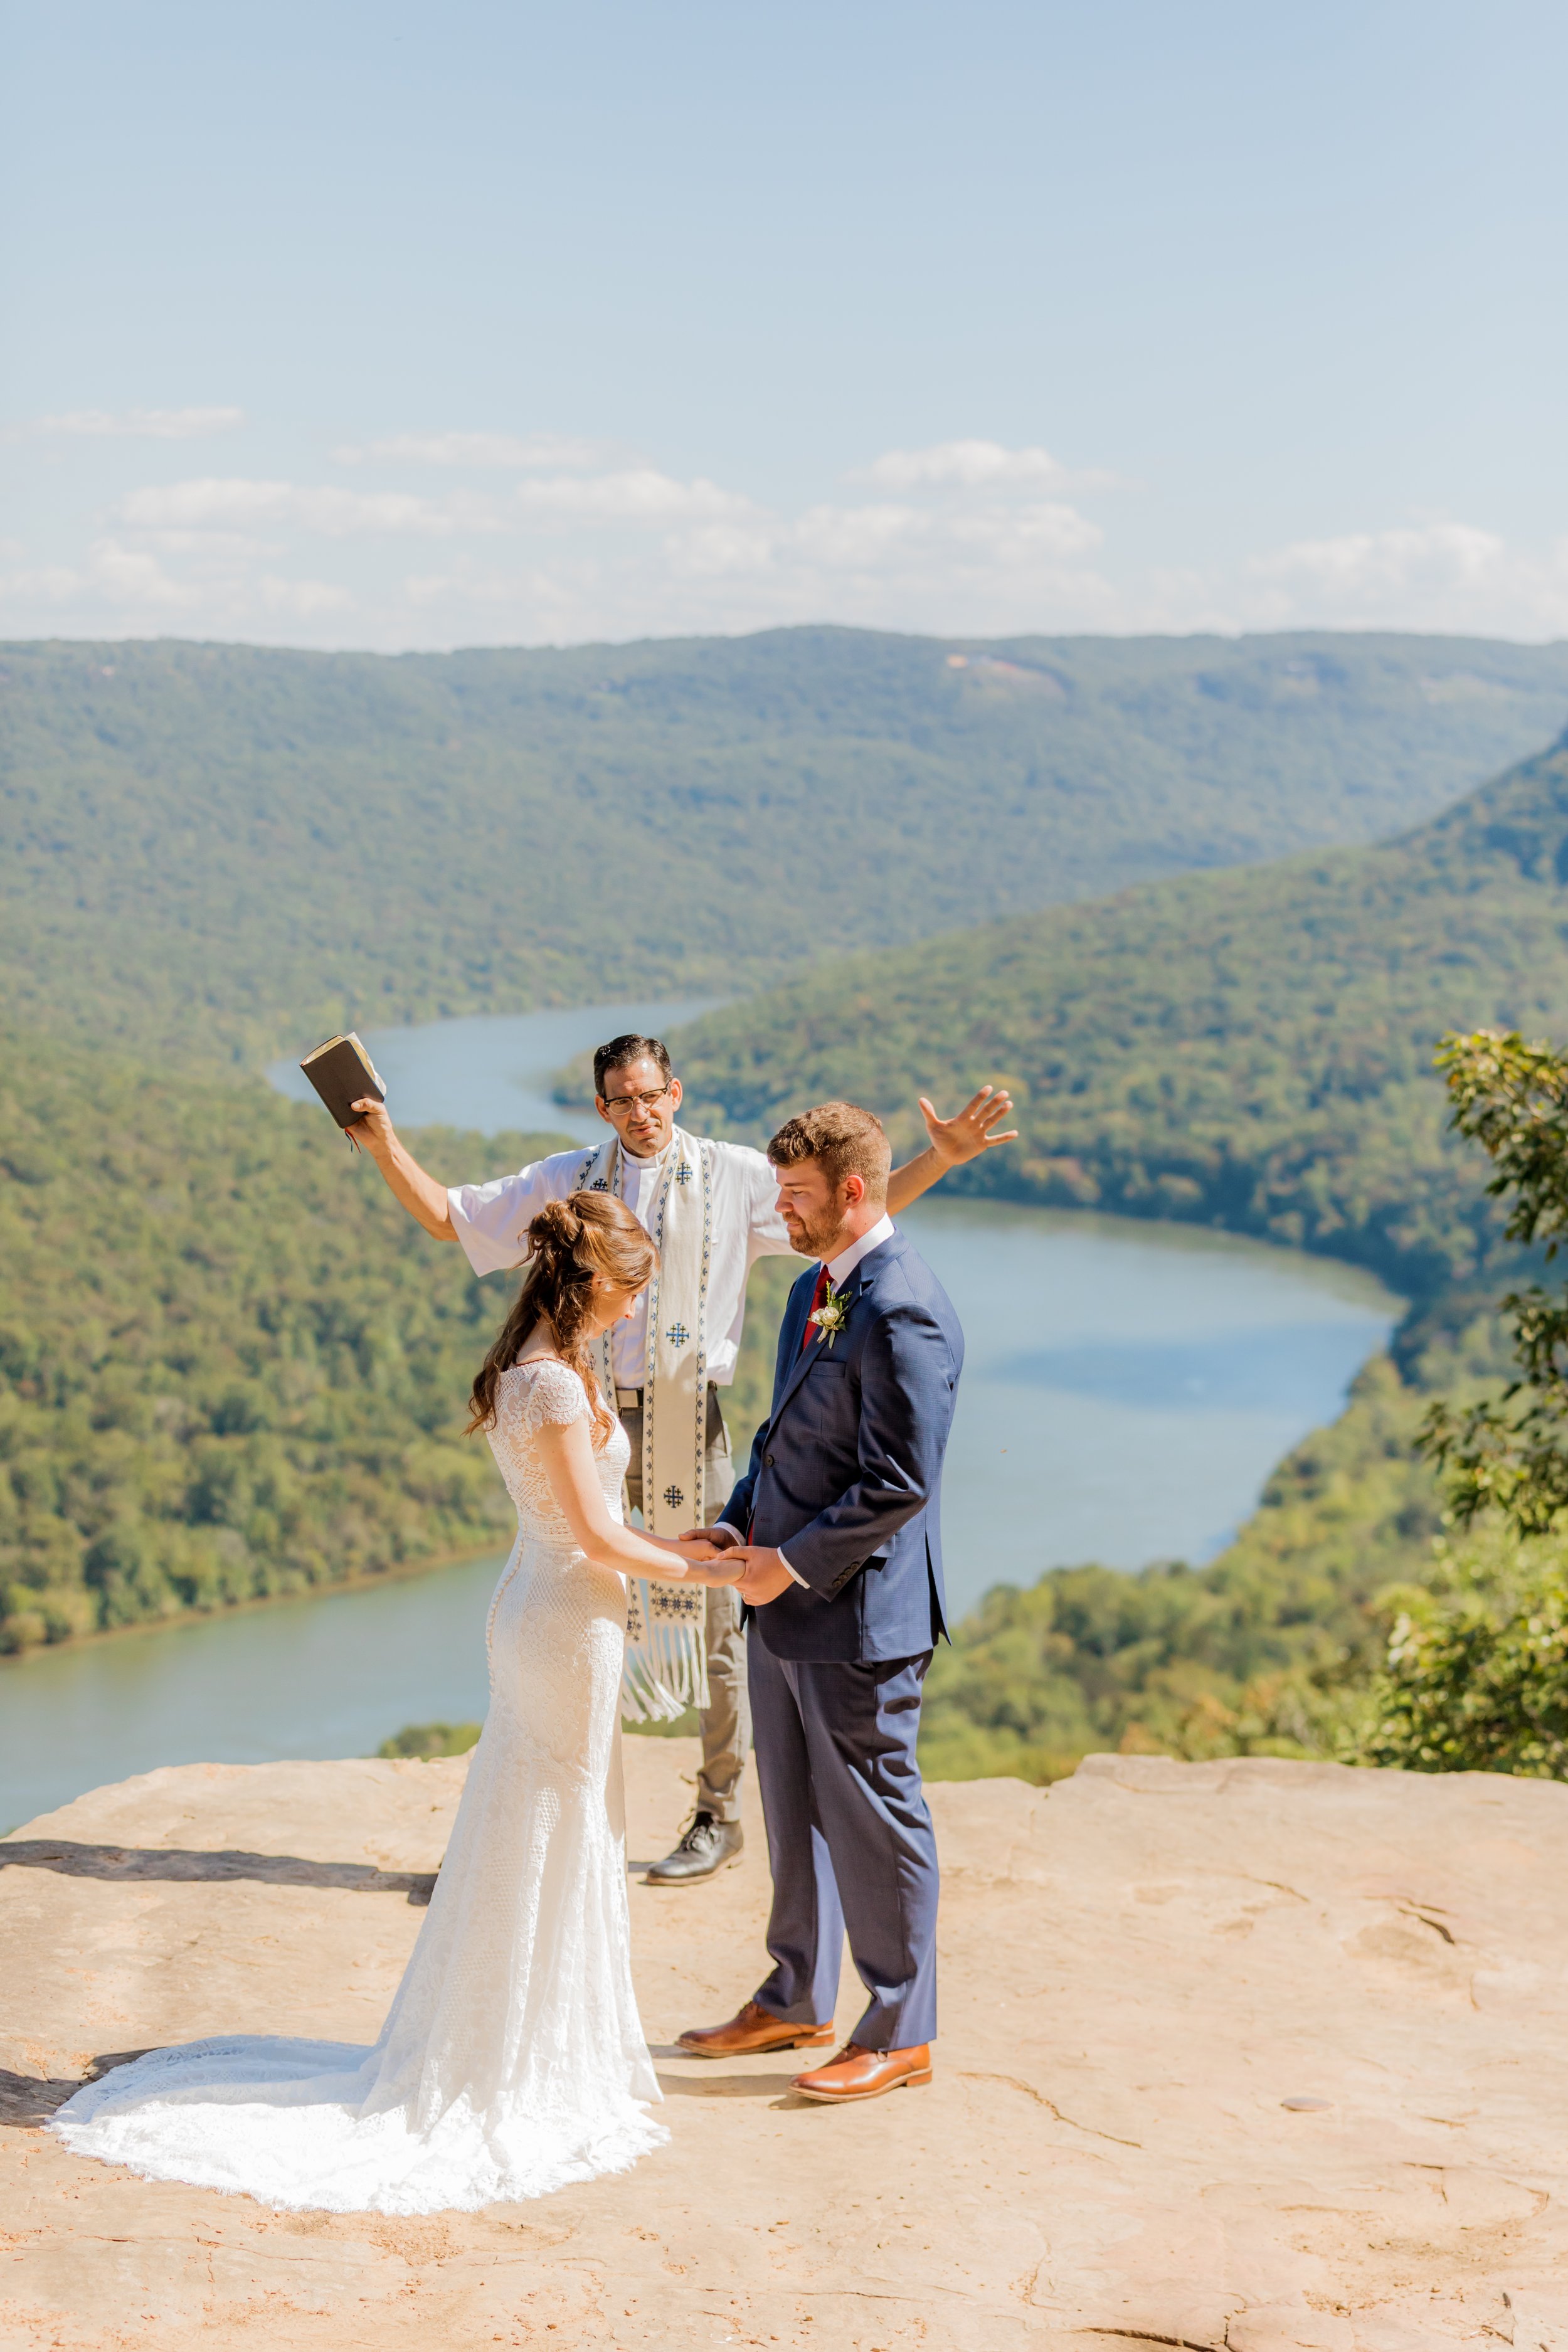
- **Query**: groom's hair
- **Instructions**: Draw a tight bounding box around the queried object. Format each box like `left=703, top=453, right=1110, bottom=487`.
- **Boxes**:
left=768, top=1102, right=891, bottom=1202
left=593, top=1033, right=674, bottom=1096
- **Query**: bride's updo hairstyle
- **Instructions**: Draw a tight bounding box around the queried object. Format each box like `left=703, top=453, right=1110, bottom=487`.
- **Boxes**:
left=468, top=1192, right=656, bottom=1439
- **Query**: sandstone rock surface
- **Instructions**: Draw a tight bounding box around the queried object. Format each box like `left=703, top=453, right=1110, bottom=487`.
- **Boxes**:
left=4, top=1743, right=1568, bottom=2349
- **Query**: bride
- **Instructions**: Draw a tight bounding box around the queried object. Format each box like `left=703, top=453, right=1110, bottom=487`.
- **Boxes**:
left=51, top=1193, right=736, bottom=2213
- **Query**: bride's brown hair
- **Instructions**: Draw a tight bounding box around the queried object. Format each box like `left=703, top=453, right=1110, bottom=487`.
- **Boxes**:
left=467, top=1192, right=657, bottom=1440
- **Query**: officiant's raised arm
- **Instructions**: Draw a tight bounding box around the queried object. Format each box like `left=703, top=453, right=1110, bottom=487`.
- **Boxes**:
left=346, top=1099, right=458, bottom=1241
left=344, top=1077, right=1019, bottom=1246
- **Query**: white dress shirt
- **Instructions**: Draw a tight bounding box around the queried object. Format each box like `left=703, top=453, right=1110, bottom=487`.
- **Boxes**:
left=447, top=1136, right=797, bottom=1390
left=776, top=1213, right=898, bottom=1584
left=824, top=1212, right=896, bottom=1288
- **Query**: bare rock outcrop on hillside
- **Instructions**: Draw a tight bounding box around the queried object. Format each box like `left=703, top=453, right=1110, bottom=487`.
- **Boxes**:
left=4, top=1744, right=1568, bottom=2349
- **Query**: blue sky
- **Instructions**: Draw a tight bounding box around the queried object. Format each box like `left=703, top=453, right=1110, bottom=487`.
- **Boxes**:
left=4, top=0, right=1564, bottom=649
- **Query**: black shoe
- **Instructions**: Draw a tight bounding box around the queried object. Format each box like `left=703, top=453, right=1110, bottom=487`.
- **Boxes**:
left=645, top=1811, right=744, bottom=1885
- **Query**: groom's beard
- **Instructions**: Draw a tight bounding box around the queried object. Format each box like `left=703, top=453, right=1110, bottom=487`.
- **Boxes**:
left=781, top=1207, right=852, bottom=1262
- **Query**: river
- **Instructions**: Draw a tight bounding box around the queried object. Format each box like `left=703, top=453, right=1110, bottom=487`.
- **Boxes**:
left=0, top=1002, right=1398, bottom=1828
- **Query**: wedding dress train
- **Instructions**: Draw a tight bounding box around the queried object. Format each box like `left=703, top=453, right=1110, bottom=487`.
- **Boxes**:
left=51, top=1359, right=667, bottom=2213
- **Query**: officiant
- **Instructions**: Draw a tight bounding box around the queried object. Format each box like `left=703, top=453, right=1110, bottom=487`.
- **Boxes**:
left=346, top=1034, right=1015, bottom=1884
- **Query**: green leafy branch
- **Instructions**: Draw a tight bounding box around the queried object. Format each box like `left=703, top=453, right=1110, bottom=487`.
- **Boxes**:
left=1419, top=1029, right=1568, bottom=1534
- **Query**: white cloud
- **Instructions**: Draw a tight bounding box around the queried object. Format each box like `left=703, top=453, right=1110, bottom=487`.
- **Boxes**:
left=860, top=438, right=1123, bottom=494
left=0, top=533, right=352, bottom=632
left=1254, top=520, right=1505, bottom=598
left=789, top=501, right=926, bottom=567
left=404, top=562, right=581, bottom=618
left=134, top=528, right=282, bottom=559
left=110, top=467, right=756, bottom=543
left=26, top=406, right=246, bottom=439
left=257, top=575, right=356, bottom=617
left=1, top=427, right=1118, bottom=640
left=664, top=490, right=1102, bottom=595
left=0, top=559, right=86, bottom=606
left=87, top=539, right=198, bottom=607
left=1244, top=521, right=1568, bottom=637
left=335, top=430, right=609, bottom=470
left=663, top=521, right=780, bottom=578
left=0, top=536, right=196, bottom=612
left=11, top=412, right=1564, bottom=651
left=948, top=501, right=1103, bottom=561
left=112, top=478, right=503, bottom=538
left=512, top=468, right=756, bottom=523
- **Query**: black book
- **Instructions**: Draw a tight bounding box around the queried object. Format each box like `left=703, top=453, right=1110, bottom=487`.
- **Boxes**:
left=298, top=1032, right=386, bottom=1130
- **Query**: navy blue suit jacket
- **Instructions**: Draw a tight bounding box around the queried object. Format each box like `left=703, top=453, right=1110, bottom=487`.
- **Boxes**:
left=721, top=1230, right=963, bottom=1664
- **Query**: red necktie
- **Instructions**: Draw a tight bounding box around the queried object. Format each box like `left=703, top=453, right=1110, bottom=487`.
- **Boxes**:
left=800, top=1261, right=830, bottom=1353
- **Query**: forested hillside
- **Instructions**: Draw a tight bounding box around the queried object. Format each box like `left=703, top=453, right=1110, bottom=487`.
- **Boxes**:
left=919, top=1289, right=1513, bottom=1781
left=669, top=728, right=1568, bottom=1781
left=676, top=729, right=1568, bottom=1301
left=0, top=1024, right=571, bottom=1652
left=11, top=635, right=1568, bottom=1748
left=5, top=628, right=1567, bottom=1066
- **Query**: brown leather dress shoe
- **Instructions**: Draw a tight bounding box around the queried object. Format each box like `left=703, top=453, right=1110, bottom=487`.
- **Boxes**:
left=677, top=2000, right=835, bottom=2059
left=790, top=2042, right=933, bottom=2102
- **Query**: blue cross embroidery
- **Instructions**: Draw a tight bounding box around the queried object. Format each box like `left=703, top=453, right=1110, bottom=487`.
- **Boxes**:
left=665, top=1322, right=689, bottom=1347
left=675, top=1161, right=693, bottom=1184
left=662, top=1485, right=684, bottom=1510
left=589, top=1177, right=609, bottom=1191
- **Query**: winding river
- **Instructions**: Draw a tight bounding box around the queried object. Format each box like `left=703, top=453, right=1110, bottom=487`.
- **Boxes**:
left=0, top=1003, right=1399, bottom=1829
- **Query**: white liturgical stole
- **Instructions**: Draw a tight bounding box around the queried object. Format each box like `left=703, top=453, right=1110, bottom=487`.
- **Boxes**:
left=577, top=1126, right=712, bottom=1721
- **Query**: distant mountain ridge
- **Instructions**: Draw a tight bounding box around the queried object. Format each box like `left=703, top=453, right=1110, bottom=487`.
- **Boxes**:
left=673, top=726, right=1568, bottom=1300
left=4, top=626, right=1567, bottom=1067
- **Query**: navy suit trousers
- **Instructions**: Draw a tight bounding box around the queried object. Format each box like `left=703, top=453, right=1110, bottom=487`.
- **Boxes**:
left=748, top=1634, right=939, bottom=2050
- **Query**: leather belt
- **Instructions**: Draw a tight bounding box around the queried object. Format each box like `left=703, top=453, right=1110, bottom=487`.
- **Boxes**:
left=616, top=1384, right=721, bottom=1409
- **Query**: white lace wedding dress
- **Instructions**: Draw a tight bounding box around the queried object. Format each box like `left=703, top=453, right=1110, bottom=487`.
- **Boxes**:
left=50, top=1359, right=667, bottom=2213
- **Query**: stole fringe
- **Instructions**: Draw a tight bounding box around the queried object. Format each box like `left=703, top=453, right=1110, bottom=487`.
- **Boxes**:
left=620, top=1584, right=710, bottom=1724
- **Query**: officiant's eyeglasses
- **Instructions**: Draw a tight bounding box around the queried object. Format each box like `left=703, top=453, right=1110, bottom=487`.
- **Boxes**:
left=600, top=1084, right=672, bottom=1116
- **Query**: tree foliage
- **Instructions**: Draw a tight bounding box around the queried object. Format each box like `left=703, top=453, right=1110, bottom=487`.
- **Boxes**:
left=7, top=631, right=1568, bottom=1067
left=0, top=1023, right=575, bottom=1655
left=0, top=1017, right=800, bottom=1662
left=1420, top=1029, right=1568, bottom=1534
left=918, top=1352, right=1449, bottom=1781
left=378, top=1722, right=482, bottom=1759
left=1360, top=1534, right=1568, bottom=1777
left=17, top=677, right=1568, bottom=1778
left=678, top=734, right=1568, bottom=1303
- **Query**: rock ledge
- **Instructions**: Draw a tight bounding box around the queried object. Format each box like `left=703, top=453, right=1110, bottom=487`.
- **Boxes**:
left=4, top=1745, right=1568, bottom=2349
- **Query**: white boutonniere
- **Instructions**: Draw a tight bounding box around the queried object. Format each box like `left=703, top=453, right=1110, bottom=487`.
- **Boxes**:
left=809, top=1281, right=852, bottom=1347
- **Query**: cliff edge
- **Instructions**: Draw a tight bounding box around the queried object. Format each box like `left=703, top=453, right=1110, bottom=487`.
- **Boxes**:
left=4, top=1742, right=1567, bottom=2350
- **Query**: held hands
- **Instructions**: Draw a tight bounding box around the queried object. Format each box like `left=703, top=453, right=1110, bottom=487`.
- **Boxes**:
left=659, top=1527, right=743, bottom=1586
left=918, top=1084, right=1019, bottom=1168
left=678, top=1523, right=743, bottom=1551
left=728, top=1545, right=797, bottom=1606
left=677, top=1522, right=793, bottom=1603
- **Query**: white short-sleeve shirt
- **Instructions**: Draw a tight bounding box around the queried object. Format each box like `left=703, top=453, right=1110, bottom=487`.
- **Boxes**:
left=447, top=1137, right=799, bottom=1389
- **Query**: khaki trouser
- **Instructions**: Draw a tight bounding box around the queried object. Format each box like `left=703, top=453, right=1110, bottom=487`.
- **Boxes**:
left=619, top=1385, right=750, bottom=1825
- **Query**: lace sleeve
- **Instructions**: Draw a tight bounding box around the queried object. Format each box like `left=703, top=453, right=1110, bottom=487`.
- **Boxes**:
left=499, top=1358, right=593, bottom=1436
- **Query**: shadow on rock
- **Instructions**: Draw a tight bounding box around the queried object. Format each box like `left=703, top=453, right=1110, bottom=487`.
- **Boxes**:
left=1, top=2049, right=150, bottom=2129
left=655, top=2069, right=811, bottom=2100
left=0, top=1841, right=436, bottom=1905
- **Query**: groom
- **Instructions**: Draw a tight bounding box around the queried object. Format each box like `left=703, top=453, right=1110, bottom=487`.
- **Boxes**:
left=679, top=1101, right=961, bottom=2104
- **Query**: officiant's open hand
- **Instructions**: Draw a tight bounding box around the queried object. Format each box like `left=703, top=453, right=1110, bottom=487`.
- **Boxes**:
left=918, top=1084, right=1019, bottom=1167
